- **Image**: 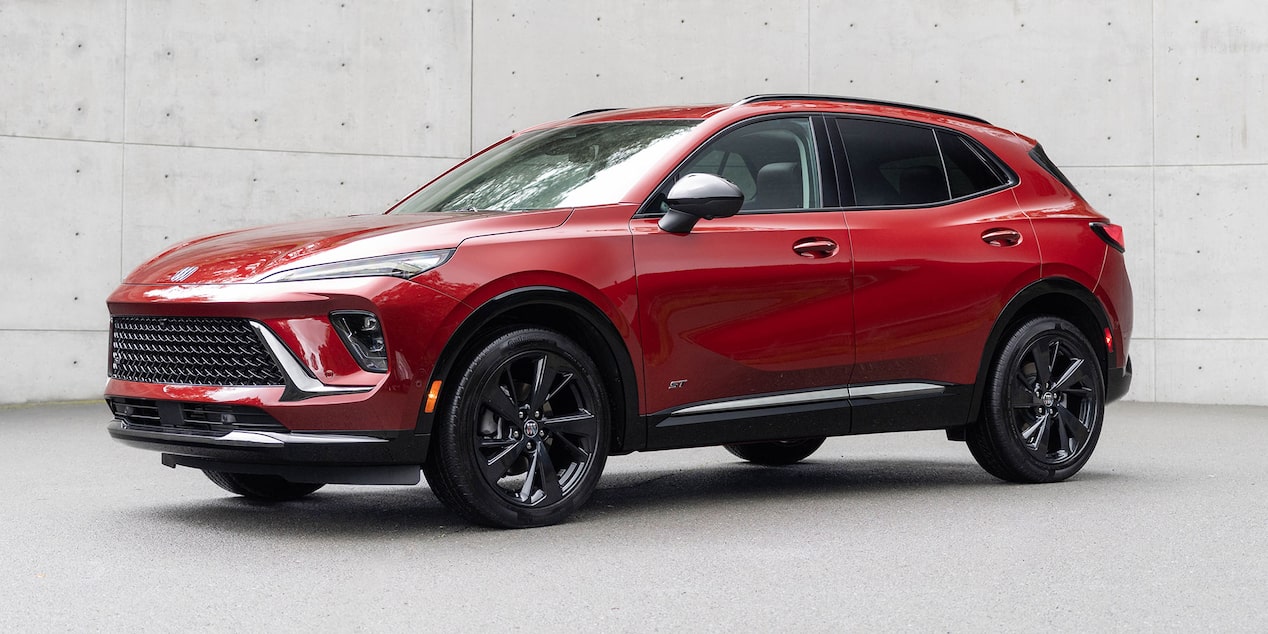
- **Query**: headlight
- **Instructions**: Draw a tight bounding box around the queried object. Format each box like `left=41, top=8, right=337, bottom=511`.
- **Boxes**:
left=258, top=250, right=452, bottom=283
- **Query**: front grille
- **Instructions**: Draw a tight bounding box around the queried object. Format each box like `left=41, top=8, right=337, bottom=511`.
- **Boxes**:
left=108, top=397, right=288, bottom=434
left=110, top=316, right=286, bottom=386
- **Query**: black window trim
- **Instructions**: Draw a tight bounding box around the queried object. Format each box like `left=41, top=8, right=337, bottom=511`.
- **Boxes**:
left=949, top=129, right=1011, bottom=187
left=1029, top=144, right=1085, bottom=201
left=825, top=114, right=1019, bottom=211
left=929, top=128, right=955, bottom=202
left=634, top=113, right=839, bottom=218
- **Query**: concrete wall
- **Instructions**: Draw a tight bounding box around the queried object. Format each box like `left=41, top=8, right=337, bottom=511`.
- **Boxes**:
left=2, top=1, right=1264, bottom=405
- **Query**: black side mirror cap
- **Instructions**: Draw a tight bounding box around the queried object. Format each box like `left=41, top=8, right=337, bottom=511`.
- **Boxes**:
left=657, top=173, right=744, bottom=234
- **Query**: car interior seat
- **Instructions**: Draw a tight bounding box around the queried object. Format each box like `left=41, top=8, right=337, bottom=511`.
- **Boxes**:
left=748, top=162, right=804, bottom=210
left=897, top=165, right=949, bottom=204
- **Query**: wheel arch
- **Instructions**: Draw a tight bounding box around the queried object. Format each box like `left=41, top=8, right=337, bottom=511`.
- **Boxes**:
left=967, top=277, right=1112, bottom=425
left=417, top=286, right=643, bottom=455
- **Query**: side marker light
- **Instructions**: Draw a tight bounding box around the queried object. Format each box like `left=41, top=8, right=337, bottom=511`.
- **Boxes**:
left=425, top=380, right=443, bottom=414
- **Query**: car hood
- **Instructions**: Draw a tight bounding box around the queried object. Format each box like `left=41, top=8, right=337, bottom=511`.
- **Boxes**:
left=124, top=210, right=571, bottom=285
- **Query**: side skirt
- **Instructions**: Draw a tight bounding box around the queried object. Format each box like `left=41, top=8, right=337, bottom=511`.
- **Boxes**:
left=643, top=382, right=973, bottom=451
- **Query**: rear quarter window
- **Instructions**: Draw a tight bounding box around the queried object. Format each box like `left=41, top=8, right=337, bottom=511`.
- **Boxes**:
left=936, top=130, right=1007, bottom=198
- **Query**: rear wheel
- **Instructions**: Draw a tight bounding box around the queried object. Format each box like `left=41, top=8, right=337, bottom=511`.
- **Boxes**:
left=724, top=437, right=826, bottom=465
left=967, top=315, right=1105, bottom=483
left=203, top=471, right=324, bottom=501
left=424, top=328, right=609, bottom=528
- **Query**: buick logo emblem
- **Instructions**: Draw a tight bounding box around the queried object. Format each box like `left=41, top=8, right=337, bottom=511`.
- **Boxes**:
left=169, top=266, right=198, bottom=282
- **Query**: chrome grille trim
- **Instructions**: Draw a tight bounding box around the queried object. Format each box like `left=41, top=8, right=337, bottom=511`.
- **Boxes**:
left=248, top=322, right=373, bottom=400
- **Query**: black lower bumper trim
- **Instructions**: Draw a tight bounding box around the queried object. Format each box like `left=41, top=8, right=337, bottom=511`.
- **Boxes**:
left=1107, top=356, right=1133, bottom=403
left=160, top=454, right=420, bottom=485
left=107, top=419, right=430, bottom=470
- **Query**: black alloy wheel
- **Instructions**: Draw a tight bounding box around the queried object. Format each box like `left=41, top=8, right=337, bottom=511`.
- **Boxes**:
left=967, top=315, right=1105, bottom=483
left=424, top=328, right=609, bottom=528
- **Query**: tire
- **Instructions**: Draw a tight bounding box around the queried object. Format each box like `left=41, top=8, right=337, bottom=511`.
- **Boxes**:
left=967, top=315, right=1105, bottom=483
left=423, top=328, right=610, bottom=528
left=724, top=437, right=826, bottom=465
left=203, top=471, right=324, bottom=501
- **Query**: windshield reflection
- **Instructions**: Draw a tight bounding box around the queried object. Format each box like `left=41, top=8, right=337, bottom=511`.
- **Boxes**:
left=392, top=121, right=699, bottom=213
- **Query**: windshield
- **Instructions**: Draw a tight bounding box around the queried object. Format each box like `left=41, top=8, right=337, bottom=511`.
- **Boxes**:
left=392, top=120, right=700, bottom=213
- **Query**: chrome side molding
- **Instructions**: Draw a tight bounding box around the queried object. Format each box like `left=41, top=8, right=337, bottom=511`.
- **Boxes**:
left=669, top=382, right=946, bottom=417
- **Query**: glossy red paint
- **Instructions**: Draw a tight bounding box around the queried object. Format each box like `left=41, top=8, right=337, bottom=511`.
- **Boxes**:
left=106, top=275, right=464, bottom=431
left=127, top=211, right=570, bottom=285
left=630, top=211, right=853, bottom=414
left=846, top=188, right=1040, bottom=386
left=105, top=95, right=1132, bottom=492
left=1093, top=243, right=1134, bottom=368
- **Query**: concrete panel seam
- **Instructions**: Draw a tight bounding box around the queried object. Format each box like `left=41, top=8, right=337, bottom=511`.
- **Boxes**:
left=0, top=134, right=468, bottom=161
left=1, top=329, right=109, bottom=334
left=1141, top=337, right=1268, bottom=342
left=1062, top=162, right=1268, bottom=169
left=121, top=0, right=128, bottom=294
left=805, top=0, right=811, bottom=90
left=468, top=0, right=475, bottom=157
left=1149, top=0, right=1157, bottom=400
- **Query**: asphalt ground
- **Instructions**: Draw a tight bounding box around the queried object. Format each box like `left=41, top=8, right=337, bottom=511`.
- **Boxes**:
left=1, top=400, right=1265, bottom=632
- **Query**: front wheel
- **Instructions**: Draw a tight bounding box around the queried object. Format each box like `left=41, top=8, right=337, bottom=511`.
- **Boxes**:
left=423, top=328, right=610, bottom=528
left=203, top=471, right=324, bottom=501
left=724, top=437, right=826, bottom=465
left=967, top=315, right=1105, bottom=483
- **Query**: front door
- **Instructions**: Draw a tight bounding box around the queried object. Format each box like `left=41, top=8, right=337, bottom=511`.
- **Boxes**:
left=631, top=116, right=855, bottom=448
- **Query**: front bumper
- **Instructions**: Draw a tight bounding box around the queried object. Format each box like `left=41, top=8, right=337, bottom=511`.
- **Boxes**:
left=105, top=276, right=469, bottom=433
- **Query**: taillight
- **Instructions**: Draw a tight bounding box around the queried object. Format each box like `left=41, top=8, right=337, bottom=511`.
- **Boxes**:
left=1090, top=222, right=1125, bottom=253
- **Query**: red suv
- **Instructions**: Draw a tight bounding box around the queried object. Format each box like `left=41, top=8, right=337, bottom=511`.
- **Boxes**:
left=106, top=95, right=1132, bottom=528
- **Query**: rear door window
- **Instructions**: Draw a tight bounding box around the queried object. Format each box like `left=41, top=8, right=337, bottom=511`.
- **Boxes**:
left=836, top=118, right=1010, bottom=207
left=837, top=118, right=949, bottom=206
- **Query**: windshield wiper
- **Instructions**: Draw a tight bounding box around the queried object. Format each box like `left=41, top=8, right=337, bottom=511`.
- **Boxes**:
left=441, top=207, right=517, bottom=214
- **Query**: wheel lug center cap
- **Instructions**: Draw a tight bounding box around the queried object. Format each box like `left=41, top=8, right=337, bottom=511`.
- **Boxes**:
left=1041, top=392, right=1057, bottom=407
left=523, top=420, right=539, bottom=437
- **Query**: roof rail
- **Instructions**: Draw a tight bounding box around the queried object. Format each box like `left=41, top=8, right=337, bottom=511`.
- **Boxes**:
left=570, top=108, right=623, bottom=118
left=731, top=94, right=991, bottom=125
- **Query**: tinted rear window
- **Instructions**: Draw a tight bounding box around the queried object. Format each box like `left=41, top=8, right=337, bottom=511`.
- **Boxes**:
left=837, top=118, right=950, bottom=206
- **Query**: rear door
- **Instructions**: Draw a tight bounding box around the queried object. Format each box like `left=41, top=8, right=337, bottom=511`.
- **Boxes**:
left=833, top=117, right=1040, bottom=432
left=631, top=116, right=855, bottom=448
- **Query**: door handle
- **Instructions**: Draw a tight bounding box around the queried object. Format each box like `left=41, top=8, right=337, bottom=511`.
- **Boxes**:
left=792, top=237, right=839, bottom=258
left=981, top=228, right=1023, bottom=247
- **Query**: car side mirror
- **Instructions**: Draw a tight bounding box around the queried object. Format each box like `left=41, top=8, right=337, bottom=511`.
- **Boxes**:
left=657, top=173, right=744, bottom=234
